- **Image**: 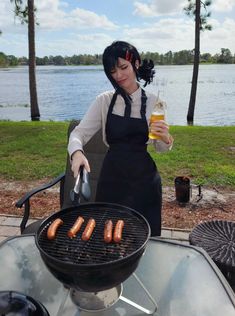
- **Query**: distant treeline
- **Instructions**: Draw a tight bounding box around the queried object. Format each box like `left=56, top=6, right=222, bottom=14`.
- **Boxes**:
left=0, top=48, right=234, bottom=67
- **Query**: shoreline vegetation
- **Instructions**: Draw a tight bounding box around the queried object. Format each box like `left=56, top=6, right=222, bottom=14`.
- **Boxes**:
left=1, top=48, right=234, bottom=67
left=0, top=121, right=234, bottom=188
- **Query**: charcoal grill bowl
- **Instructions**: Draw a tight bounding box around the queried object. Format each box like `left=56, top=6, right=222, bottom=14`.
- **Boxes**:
left=35, top=203, right=150, bottom=292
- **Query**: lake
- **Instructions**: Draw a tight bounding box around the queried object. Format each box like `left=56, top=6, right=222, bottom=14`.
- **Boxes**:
left=0, top=64, right=234, bottom=126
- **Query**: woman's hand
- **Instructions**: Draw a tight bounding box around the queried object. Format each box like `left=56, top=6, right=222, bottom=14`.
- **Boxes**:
left=71, top=150, right=90, bottom=178
left=149, top=120, right=172, bottom=144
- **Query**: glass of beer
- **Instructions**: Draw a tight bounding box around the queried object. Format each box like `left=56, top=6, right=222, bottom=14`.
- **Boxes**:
left=148, top=101, right=166, bottom=140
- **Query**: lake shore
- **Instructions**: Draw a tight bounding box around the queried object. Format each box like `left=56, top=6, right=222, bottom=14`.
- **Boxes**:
left=1, top=64, right=235, bottom=125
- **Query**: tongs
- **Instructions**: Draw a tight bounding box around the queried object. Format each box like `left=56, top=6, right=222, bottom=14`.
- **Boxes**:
left=70, top=166, right=91, bottom=204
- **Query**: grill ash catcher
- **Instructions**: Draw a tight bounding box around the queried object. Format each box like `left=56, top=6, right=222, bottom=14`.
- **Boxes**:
left=36, top=167, right=158, bottom=314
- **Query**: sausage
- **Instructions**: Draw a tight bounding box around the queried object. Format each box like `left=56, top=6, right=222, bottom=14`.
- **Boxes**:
left=104, top=220, right=113, bottom=243
left=47, top=218, right=63, bottom=240
left=67, top=216, right=84, bottom=238
left=113, top=220, right=124, bottom=243
left=82, top=218, right=96, bottom=241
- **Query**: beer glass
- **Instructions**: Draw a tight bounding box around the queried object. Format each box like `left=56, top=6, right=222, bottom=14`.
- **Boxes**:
left=148, top=101, right=166, bottom=140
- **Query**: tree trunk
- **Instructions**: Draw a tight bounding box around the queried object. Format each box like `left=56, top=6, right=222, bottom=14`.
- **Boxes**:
left=28, top=0, right=40, bottom=121
left=187, top=0, right=200, bottom=125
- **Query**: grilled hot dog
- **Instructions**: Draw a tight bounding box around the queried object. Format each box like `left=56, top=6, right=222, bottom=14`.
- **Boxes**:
left=82, top=218, right=96, bottom=241
left=113, top=220, right=124, bottom=243
left=104, top=220, right=113, bottom=243
left=47, top=218, right=63, bottom=240
left=68, top=216, right=84, bottom=238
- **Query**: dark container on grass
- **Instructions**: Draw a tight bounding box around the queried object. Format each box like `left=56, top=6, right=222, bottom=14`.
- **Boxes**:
left=174, top=176, right=191, bottom=203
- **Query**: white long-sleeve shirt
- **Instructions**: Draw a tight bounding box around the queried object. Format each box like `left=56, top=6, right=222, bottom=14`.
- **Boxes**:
left=68, top=86, right=173, bottom=157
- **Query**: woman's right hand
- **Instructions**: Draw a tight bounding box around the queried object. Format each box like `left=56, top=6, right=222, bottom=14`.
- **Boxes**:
left=71, top=150, right=90, bottom=177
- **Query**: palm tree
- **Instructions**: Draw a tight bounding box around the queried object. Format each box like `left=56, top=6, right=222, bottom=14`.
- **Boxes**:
left=11, top=0, right=40, bottom=120
left=184, top=0, right=212, bottom=125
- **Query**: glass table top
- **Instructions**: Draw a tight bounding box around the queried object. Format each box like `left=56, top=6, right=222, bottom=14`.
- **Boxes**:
left=0, top=235, right=234, bottom=316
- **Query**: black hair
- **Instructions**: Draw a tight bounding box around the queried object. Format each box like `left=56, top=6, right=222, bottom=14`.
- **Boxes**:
left=102, top=41, right=155, bottom=102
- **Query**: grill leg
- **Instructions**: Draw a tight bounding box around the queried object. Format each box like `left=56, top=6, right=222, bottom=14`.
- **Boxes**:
left=119, top=273, right=158, bottom=315
left=55, top=287, right=70, bottom=316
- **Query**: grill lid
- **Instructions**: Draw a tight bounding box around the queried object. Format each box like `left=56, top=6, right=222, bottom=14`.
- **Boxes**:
left=0, top=291, right=49, bottom=316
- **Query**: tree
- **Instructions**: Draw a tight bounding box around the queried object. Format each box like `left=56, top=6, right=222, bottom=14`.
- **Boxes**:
left=184, top=0, right=212, bottom=124
left=11, top=0, right=40, bottom=120
left=0, top=52, right=8, bottom=67
left=218, top=48, right=233, bottom=64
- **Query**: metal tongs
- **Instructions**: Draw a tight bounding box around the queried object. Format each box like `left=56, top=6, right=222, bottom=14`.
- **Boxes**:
left=70, top=166, right=91, bottom=205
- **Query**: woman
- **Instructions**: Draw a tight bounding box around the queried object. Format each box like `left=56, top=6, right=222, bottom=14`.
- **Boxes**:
left=68, top=41, right=173, bottom=236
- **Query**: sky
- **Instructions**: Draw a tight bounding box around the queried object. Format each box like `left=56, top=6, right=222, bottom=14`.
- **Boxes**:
left=0, top=0, right=235, bottom=57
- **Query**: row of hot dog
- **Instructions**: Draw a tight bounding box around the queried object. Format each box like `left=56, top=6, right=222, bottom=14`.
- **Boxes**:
left=46, top=216, right=124, bottom=243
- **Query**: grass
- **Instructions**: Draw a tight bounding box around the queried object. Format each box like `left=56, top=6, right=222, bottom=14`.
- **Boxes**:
left=0, top=121, right=68, bottom=180
left=0, top=121, right=234, bottom=188
left=149, top=125, right=235, bottom=187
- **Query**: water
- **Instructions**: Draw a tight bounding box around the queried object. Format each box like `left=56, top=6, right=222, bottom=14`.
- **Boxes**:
left=0, top=64, right=234, bottom=126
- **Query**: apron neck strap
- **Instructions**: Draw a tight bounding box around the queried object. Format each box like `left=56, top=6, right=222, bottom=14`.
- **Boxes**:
left=140, top=89, right=147, bottom=120
left=108, top=88, right=147, bottom=120
left=108, top=91, right=118, bottom=116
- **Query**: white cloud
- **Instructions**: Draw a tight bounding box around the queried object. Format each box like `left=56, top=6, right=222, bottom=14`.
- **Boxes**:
left=0, top=0, right=234, bottom=57
left=0, top=0, right=117, bottom=32
left=123, top=18, right=194, bottom=53
left=133, top=0, right=185, bottom=17
left=201, top=17, right=235, bottom=53
left=133, top=3, right=156, bottom=17
left=67, top=8, right=117, bottom=30
left=36, top=0, right=117, bottom=30
left=212, top=0, right=235, bottom=12
left=36, top=33, right=113, bottom=56
left=0, top=2, right=17, bottom=28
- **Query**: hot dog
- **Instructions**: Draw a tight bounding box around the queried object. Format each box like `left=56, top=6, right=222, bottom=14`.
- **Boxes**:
left=67, top=216, right=84, bottom=238
left=47, top=218, right=63, bottom=240
left=104, top=220, right=113, bottom=243
left=82, top=218, right=96, bottom=241
left=113, top=220, right=124, bottom=243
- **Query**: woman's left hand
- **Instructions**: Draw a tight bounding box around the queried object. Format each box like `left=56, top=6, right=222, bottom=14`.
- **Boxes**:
left=150, top=120, right=171, bottom=144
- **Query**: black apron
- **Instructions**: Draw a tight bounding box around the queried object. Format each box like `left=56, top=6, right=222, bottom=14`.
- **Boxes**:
left=95, top=89, right=162, bottom=236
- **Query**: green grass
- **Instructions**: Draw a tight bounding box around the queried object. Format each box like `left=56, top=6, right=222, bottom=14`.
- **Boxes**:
left=0, top=121, right=69, bottom=180
left=0, top=121, right=234, bottom=188
left=147, top=125, right=234, bottom=187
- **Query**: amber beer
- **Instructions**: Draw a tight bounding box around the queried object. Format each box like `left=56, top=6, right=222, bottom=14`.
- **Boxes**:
left=148, top=112, right=165, bottom=140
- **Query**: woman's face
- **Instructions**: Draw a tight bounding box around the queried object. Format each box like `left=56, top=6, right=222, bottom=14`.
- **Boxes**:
left=110, top=57, right=139, bottom=94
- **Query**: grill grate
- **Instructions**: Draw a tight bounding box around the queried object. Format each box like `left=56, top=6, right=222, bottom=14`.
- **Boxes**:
left=37, top=205, right=149, bottom=265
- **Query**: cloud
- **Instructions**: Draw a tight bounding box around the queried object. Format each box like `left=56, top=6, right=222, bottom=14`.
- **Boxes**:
left=0, top=2, right=17, bottom=28
left=212, top=0, right=235, bottom=12
left=36, top=33, right=113, bottom=56
left=1, top=0, right=234, bottom=57
left=201, top=17, right=235, bottom=53
left=36, top=0, right=117, bottom=30
left=67, top=8, right=117, bottom=30
left=0, top=0, right=117, bottom=31
left=122, top=18, right=194, bottom=53
left=133, top=0, right=185, bottom=17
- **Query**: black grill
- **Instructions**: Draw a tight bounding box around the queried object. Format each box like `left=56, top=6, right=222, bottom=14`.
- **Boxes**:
left=38, top=204, right=149, bottom=266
